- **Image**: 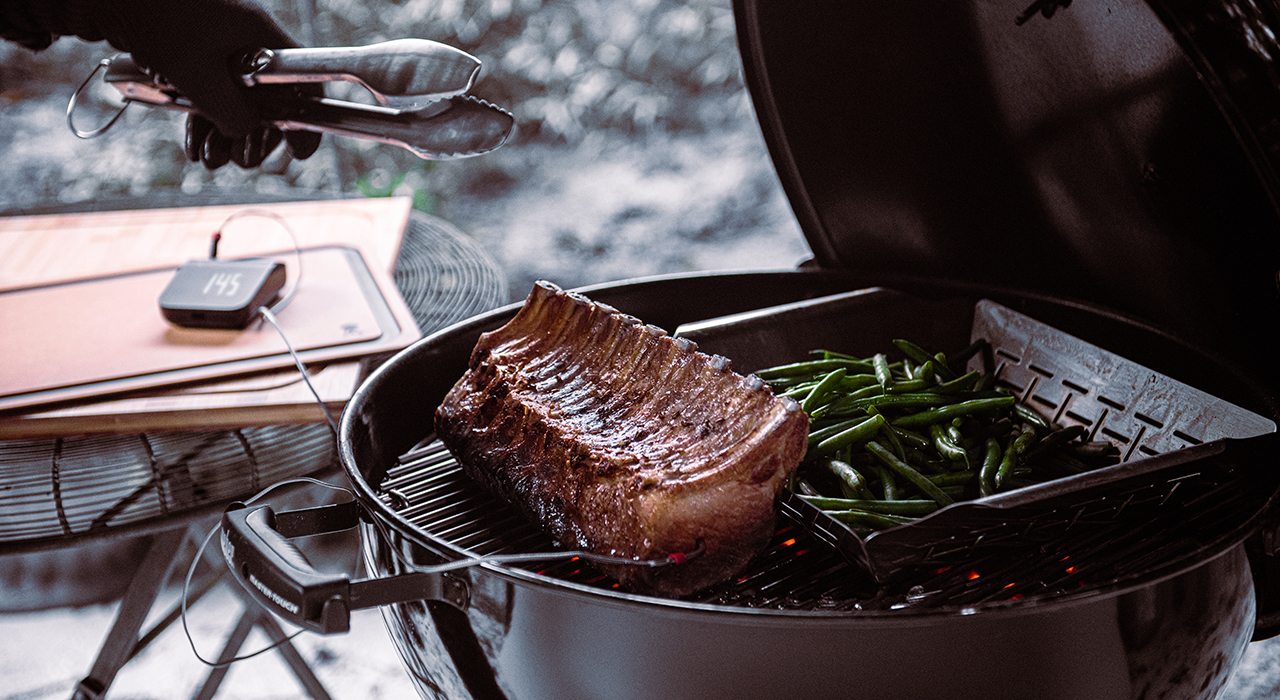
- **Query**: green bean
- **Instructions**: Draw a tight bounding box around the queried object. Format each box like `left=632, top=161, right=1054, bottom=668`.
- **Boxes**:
left=812, top=349, right=861, bottom=361
left=1015, top=425, right=1039, bottom=453
left=810, top=385, right=884, bottom=418
left=994, top=427, right=1037, bottom=490
left=947, top=424, right=975, bottom=457
left=872, top=353, right=894, bottom=389
left=764, top=376, right=817, bottom=391
left=932, top=370, right=981, bottom=394
left=911, top=359, right=937, bottom=385
left=809, top=414, right=886, bottom=459
left=825, top=509, right=915, bottom=529
left=1067, top=440, right=1121, bottom=459
left=890, top=396, right=1017, bottom=428
left=800, top=497, right=939, bottom=517
left=838, top=392, right=964, bottom=415
left=929, top=471, right=977, bottom=487
left=978, top=437, right=1001, bottom=497
left=893, top=338, right=959, bottom=382
left=888, top=425, right=932, bottom=453
left=871, top=462, right=899, bottom=500
left=865, top=441, right=955, bottom=506
left=940, top=485, right=968, bottom=498
left=932, top=352, right=956, bottom=381
left=780, top=381, right=818, bottom=398
left=801, top=368, right=848, bottom=413
left=1023, top=424, right=1087, bottom=463
left=994, top=434, right=1019, bottom=490
left=834, top=374, right=882, bottom=391
left=809, top=415, right=856, bottom=431
left=794, top=478, right=822, bottom=497
left=771, top=337, right=1113, bottom=532
left=1015, top=404, right=1050, bottom=429
left=807, top=417, right=867, bottom=447
left=930, top=423, right=970, bottom=466
left=892, top=338, right=934, bottom=366
left=908, top=453, right=950, bottom=474
left=755, top=358, right=874, bottom=380
left=877, top=417, right=908, bottom=462
left=823, top=459, right=876, bottom=500
left=884, top=377, right=935, bottom=394
left=915, top=360, right=934, bottom=382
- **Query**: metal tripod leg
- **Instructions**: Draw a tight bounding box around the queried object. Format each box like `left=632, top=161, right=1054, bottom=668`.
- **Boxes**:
left=254, top=611, right=334, bottom=700
left=66, top=517, right=335, bottom=700
left=190, top=606, right=259, bottom=700
left=191, top=591, right=333, bottom=700
left=70, top=525, right=190, bottom=700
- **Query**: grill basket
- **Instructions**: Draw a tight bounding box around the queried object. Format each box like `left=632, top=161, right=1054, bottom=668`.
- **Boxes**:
left=679, top=291, right=1277, bottom=584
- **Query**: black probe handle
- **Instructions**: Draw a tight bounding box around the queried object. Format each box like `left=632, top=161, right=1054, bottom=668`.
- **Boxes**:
left=220, top=502, right=355, bottom=634
left=222, top=504, right=504, bottom=696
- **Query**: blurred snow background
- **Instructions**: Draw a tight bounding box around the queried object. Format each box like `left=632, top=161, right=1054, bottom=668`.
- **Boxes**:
left=0, top=0, right=811, bottom=300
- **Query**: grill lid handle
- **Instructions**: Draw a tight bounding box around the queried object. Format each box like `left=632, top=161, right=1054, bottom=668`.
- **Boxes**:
left=220, top=501, right=470, bottom=635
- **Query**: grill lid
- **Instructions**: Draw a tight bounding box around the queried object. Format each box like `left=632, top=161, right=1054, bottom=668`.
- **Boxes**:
left=733, top=0, right=1280, bottom=383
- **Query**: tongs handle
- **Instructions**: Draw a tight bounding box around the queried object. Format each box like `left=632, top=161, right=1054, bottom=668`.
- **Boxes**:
left=241, top=39, right=482, bottom=112
left=272, top=94, right=516, bottom=161
left=100, top=53, right=515, bottom=160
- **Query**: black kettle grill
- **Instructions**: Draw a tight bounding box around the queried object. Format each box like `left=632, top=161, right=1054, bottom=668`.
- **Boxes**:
left=221, top=0, right=1280, bottom=698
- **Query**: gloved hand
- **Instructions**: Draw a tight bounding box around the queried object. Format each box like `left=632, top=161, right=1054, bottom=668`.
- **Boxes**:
left=91, top=0, right=323, bottom=169
left=0, top=0, right=321, bottom=169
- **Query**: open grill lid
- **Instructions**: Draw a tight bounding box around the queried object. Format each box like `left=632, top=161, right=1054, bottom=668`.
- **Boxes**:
left=733, top=0, right=1280, bottom=390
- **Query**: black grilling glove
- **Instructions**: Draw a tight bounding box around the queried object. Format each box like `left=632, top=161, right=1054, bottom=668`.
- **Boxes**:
left=1, top=0, right=322, bottom=169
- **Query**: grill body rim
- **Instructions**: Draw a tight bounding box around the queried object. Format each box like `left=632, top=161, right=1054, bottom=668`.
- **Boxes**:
left=338, top=270, right=1280, bottom=700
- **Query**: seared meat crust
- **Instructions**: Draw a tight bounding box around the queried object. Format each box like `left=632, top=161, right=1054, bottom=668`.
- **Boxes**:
left=435, top=281, right=809, bottom=596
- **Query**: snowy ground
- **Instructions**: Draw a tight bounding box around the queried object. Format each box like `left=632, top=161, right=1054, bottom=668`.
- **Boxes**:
left=0, top=572, right=422, bottom=700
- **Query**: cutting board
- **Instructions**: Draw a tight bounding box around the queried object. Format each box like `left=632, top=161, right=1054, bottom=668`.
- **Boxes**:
left=0, top=197, right=418, bottom=437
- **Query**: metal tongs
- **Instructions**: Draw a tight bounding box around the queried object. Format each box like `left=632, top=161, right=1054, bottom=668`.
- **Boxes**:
left=70, top=39, right=516, bottom=160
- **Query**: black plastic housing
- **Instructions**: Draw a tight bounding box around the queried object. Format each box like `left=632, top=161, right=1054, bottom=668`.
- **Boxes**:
left=158, top=258, right=285, bottom=329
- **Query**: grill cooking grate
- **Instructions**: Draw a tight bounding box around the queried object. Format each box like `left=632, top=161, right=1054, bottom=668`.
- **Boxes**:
left=377, top=437, right=1265, bottom=611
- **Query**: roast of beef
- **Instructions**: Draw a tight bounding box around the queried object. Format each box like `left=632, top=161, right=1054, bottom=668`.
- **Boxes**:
left=435, top=281, right=810, bottom=596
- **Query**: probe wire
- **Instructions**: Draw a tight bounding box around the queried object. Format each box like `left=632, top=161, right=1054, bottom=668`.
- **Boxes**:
left=177, top=207, right=338, bottom=667
left=181, top=212, right=703, bottom=669
left=181, top=477, right=353, bottom=668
